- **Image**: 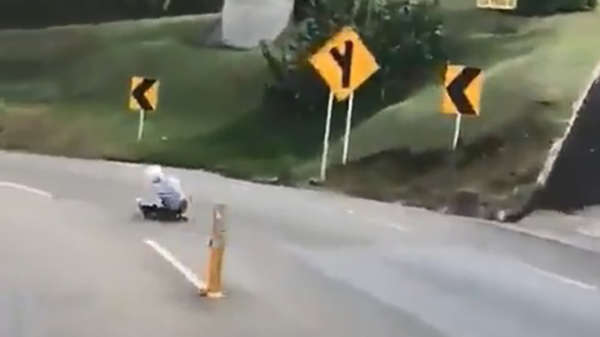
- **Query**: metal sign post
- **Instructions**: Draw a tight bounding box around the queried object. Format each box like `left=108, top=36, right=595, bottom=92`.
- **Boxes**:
left=137, top=109, right=145, bottom=142
left=320, top=92, right=335, bottom=181
left=342, top=92, right=355, bottom=164
left=452, top=114, right=462, bottom=151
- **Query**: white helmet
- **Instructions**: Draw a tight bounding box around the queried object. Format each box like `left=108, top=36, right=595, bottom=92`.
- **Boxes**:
left=144, top=165, right=164, bottom=183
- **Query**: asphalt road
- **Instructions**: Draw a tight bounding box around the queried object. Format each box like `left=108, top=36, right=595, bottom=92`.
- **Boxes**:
left=1, top=151, right=599, bottom=337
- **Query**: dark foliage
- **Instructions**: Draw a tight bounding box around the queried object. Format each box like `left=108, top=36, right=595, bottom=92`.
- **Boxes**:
left=516, top=0, right=597, bottom=15
left=0, top=0, right=224, bottom=29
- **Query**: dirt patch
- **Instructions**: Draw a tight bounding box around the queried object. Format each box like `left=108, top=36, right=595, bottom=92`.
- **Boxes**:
left=324, top=114, right=556, bottom=220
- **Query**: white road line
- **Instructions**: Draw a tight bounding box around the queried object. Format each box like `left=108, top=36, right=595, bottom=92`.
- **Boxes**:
left=0, top=182, right=53, bottom=199
left=384, top=223, right=411, bottom=232
left=113, top=161, right=142, bottom=169
left=364, top=217, right=411, bottom=232
left=526, top=264, right=598, bottom=291
left=337, top=206, right=411, bottom=233
left=144, top=239, right=206, bottom=291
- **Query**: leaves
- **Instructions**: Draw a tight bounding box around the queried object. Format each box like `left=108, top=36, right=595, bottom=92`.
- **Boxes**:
left=262, top=0, right=445, bottom=108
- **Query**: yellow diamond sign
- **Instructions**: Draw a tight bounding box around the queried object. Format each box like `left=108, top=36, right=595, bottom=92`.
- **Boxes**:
left=309, top=26, right=380, bottom=102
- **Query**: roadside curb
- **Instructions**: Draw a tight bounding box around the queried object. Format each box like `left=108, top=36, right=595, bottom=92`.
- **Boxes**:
left=475, top=218, right=600, bottom=255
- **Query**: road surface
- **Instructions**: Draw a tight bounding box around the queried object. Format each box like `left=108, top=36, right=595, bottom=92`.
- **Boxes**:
left=0, top=151, right=599, bottom=337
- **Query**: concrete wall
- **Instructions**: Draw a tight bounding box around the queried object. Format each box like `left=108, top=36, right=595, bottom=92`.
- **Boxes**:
left=221, top=0, right=294, bottom=49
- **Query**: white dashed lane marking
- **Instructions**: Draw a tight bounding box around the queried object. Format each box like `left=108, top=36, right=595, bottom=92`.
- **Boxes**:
left=144, top=239, right=206, bottom=291
left=0, top=182, right=53, bottom=199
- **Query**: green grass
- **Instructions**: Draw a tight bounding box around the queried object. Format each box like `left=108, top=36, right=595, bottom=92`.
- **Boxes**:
left=343, top=4, right=600, bottom=157
left=0, top=14, right=272, bottom=172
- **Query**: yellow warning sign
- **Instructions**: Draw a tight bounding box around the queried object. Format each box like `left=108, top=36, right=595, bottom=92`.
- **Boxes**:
left=476, top=0, right=518, bottom=10
left=129, top=76, right=159, bottom=111
left=442, top=65, right=483, bottom=116
left=309, top=26, right=380, bottom=102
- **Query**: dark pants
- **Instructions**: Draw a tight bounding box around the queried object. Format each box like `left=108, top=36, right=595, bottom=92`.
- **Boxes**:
left=140, top=198, right=187, bottom=215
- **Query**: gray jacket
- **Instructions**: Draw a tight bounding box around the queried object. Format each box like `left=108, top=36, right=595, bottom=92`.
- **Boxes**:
left=152, top=175, right=186, bottom=210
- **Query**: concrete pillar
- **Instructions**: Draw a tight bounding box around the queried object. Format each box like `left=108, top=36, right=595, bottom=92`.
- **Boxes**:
left=221, top=0, right=294, bottom=49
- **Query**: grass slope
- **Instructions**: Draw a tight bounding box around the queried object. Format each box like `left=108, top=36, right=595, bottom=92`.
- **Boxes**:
left=0, top=14, right=270, bottom=173
left=0, top=2, right=599, bottom=217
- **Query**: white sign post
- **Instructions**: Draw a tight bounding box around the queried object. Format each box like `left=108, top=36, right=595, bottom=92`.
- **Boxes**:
left=452, top=114, right=462, bottom=151
left=342, top=92, right=355, bottom=165
left=320, top=92, right=335, bottom=181
left=137, top=109, right=145, bottom=142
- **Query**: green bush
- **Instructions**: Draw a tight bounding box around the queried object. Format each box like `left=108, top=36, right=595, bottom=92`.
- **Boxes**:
left=262, top=0, right=445, bottom=112
left=0, top=0, right=223, bottom=29
left=516, top=0, right=597, bottom=15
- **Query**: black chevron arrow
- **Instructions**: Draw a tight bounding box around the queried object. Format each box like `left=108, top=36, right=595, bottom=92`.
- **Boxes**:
left=132, top=78, right=157, bottom=111
left=447, top=67, right=481, bottom=115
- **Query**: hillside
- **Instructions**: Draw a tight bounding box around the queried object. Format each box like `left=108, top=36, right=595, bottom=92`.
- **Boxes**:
left=0, top=1, right=599, bottom=220
left=309, top=1, right=600, bottom=218
left=0, top=14, right=271, bottom=173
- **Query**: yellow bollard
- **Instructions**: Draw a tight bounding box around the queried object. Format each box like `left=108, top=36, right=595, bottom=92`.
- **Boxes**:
left=200, top=204, right=227, bottom=298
